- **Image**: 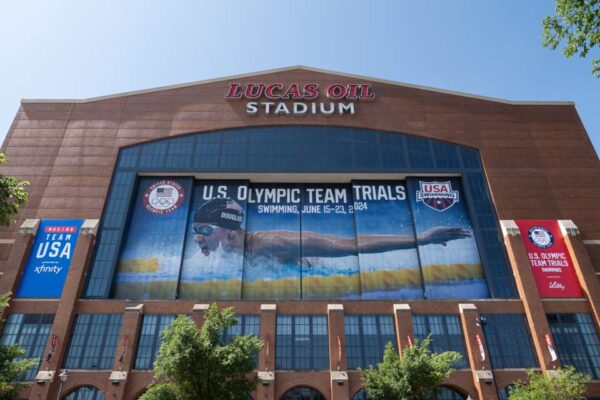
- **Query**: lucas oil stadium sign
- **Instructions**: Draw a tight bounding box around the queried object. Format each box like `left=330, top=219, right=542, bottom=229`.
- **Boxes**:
left=225, top=82, right=375, bottom=116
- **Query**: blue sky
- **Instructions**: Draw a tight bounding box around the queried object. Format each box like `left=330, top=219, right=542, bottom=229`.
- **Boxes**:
left=0, top=1, right=598, bottom=156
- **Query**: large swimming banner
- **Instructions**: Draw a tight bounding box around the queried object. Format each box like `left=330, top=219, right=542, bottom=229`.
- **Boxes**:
left=242, top=184, right=302, bottom=299
left=179, top=181, right=248, bottom=299
left=352, top=181, right=423, bottom=299
left=301, top=184, right=360, bottom=299
left=114, top=177, right=192, bottom=299
left=110, top=178, right=491, bottom=300
left=407, top=178, right=488, bottom=299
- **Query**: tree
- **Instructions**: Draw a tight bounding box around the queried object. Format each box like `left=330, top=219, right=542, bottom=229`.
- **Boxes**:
left=0, top=153, right=29, bottom=227
left=361, top=337, right=462, bottom=400
left=508, top=366, right=589, bottom=400
left=140, top=304, right=263, bottom=400
left=0, top=293, right=38, bottom=400
left=542, top=0, right=600, bottom=77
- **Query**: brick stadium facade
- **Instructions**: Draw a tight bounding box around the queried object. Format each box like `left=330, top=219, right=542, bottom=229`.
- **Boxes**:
left=1, top=67, right=600, bottom=400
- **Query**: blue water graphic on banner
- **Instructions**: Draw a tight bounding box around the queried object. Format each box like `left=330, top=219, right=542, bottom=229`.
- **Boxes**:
left=301, top=184, right=360, bottom=299
left=352, top=181, right=423, bottom=299
left=113, top=177, right=192, bottom=300
left=407, top=178, right=489, bottom=299
left=242, top=183, right=302, bottom=299
left=179, top=181, right=248, bottom=299
left=16, top=219, right=83, bottom=298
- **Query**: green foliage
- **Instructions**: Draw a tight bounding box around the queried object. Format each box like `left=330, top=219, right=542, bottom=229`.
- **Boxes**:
left=0, top=292, right=39, bottom=400
left=542, top=0, right=600, bottom=77
left=140, top=305, right=263, bottom=400
left=508, top=366, right=590, bottom=400
left=0, top=153, right=29, bottom=227
left=361, top=337, right=461, bottom=400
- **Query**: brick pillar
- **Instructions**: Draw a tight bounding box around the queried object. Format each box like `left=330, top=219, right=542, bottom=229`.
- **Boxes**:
left=459, top=304, right=498, bottom=400
left=393, top=304, right=414, bottom=355
left=328, top=304, right=349, bottom=400
left=192, top=303, right=210, bottom=326
left=500, top=220, right=559, bottom=371
left=30, top=221, right=97, bottom=400
left=559, top=220, right=600, bottom=326
left=110, top=304, right=144, bottom=400
left=256, top=304, right=276, bottom=400
left=0, top=219, right=37, bottom=308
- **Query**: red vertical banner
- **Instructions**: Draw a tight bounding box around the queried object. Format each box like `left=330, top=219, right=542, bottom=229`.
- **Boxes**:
left=516, top=220, right=583, bottom=298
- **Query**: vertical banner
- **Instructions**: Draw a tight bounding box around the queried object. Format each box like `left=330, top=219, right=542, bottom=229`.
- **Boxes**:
left=179, top=181, right=248, bottom=299
left=352, top=181, right=424, bottom=299
left=113, top=177, right=192, bottom=300
left=242, top=184, right=302, bottom=299
left=407, top=178, right=489, bottom=299
left=301, top=184, right=360, bottom=299
left=16, top=219, right=82, bottom=298
left=515, top=220, right=583, bottom=298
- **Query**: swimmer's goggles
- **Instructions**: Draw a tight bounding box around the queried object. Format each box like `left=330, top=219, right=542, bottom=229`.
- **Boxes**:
left=193, top=224, right=218, bottom=236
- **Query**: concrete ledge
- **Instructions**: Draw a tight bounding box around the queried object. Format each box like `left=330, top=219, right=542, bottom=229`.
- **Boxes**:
left=125, top=304, right=144, bottom=312
left=258, top=370, right=274, bottom=384
left=331, top=370, right=348, bottom=383
left=459, top=304, right=477, bottom=313
left=393, top=304, right=411, bottom=311
left=558, top=220, right=580, bottom=237
left=81, top=219, right=100, bottom=236
left=34, top=370, right=55, bottom=383
left=327, top=304, right=344, bottom=311
left=19, top=219, right=39, bottom=236
left=109, top=370, right=128, bottom=383
left=193, top=304, right=210, bottom=311
left=261, top=304, right=277, bottom=311
left=476, top=370, right=493, bottom=382
left=500, top=220, right=520, bottom=237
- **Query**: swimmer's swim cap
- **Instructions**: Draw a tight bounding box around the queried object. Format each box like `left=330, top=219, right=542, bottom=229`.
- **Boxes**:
left=193, top=198, right=244, bottom=230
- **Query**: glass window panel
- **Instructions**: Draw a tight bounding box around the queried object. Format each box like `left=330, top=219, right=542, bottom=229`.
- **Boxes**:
left=344, top=315, right=396, bottom=370
left=412, top=314, right=468, bottom=369
left=64, top=314, right=122, bottom=370
left=134, top=314, right=175, bottom=370
left=481, top=314, right=537, bottom=369
left=547, top=313, right=600, bottom=379
left=276, top=315, right=329, bottom=371
left=64, top=386, right=105, bottom=400
left=0, top=313, right=54, bottom=380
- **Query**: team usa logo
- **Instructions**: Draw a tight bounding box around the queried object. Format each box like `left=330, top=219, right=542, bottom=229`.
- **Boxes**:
left=528, top=226, right=554, bottom=249
left=416, top=181, right=459, bottom=212
left=143, top=180, right=185, bottom=215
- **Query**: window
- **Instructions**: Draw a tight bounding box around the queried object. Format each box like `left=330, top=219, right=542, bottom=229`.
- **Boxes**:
left=64, top=314, right=122, bottom=369
left=498, top=385, right=515, bottom=400
left=276, top=315, right=328, bottom=370
left=412, top=314, right=468, bottom=368
left=134, top=314, right=175, bottom=370
left=279, top=387, right=326, bottom=400
left=429, top=387, right=466, bottom=400
left=221, top=315, right=260, bottom=367
left=0, top=313, right=54, bottom=380
left=481, top=314, right=537, bottom=369
left=64, top=386, right=105, bottom=400
left=352, top=389, right=369, bottom=400
left=345, top=314, right=396, bottom=369
left=221, top=315, right=260, bottom=342
left=547, top=313, right=600, bottom=379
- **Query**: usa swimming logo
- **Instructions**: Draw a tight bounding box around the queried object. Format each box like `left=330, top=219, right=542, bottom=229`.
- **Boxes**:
left=416, top=181, right=459, bottom=212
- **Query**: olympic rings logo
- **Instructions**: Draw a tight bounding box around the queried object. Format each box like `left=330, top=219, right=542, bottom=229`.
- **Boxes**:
left=143, top=180, right=185, bottom=215
left=151, top=197, right=176, bottom=207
